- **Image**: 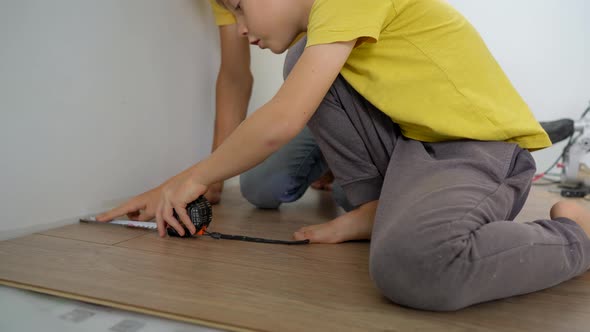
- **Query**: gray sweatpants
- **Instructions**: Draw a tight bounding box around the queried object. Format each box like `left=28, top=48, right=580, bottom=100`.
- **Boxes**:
left=285, top=40, right=590, bottom=311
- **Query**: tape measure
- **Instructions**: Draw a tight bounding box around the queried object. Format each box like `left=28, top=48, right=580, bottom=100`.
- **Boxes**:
left=169, top=196, right=309, bottom=244
left=82, top=195, right=309, bottom=245
left=168, top=195, right=212, bottom=238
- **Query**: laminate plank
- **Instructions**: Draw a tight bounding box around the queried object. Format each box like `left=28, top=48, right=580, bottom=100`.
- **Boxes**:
left=1, top=184, right=590, bottom=331
left=0, top=234, right=456, bottom=332
left=2, top=233, right=589, bottom=331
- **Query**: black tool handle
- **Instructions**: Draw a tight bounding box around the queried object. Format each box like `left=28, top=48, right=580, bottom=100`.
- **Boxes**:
left=539, top=119, right=575, bottom=144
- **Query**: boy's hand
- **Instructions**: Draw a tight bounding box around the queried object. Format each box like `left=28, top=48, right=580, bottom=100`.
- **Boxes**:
left=205, top=182, right=224, bottom=204
left=96, top=186, right=161, bottom=222
left=156, top=170, right=208, bottom=237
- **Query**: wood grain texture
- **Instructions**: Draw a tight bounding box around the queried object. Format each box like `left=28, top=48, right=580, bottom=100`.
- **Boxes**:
left=40, top=221, right=151, bottom=245
left=1, top=183, right=590, bottom=331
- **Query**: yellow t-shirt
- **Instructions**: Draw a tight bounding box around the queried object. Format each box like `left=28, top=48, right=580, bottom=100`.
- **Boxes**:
left=307, top=0, right=551, bottom=150
left=209, top=0, right=236, bottom=26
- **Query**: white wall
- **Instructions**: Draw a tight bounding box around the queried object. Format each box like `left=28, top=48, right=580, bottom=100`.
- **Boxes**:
left=0, top=0, right=220, bottom=238
left=248, top=0, right=590, bottom=171
left=248, top=48, right=285, bottom=112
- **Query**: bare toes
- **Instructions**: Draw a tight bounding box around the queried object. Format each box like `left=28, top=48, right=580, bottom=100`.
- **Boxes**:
left=294, top=223, right=341, bottom=244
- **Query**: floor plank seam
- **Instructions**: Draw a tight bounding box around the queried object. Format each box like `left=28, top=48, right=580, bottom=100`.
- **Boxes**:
left=110, top=233, right=154, bottom=246
left=32, top=233, right=113, bottom=247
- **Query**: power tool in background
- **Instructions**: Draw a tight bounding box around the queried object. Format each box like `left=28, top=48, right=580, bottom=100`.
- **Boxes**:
left=538, top=101, right=590, bottom=197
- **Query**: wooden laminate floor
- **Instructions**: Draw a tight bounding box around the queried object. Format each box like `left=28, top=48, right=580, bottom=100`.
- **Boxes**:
left=1, top=183, right=590, bottom=331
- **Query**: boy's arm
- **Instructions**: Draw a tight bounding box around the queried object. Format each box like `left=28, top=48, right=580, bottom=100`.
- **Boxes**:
left=206, top=24, right=253, bottom=202
left=159, top=40, right=356, bottom=235
left=195, top=40, right=356, bottom=185
left=96, top=27, right=252, bottom=225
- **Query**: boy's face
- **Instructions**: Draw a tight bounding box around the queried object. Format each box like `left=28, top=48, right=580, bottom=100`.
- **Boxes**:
left=221, top=0, right=306, bottom=54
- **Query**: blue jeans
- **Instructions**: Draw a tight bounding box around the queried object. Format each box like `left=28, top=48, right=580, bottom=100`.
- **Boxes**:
left=240, top=127, right=352, bottom=211
left=240, top=35, right=352, bottom=211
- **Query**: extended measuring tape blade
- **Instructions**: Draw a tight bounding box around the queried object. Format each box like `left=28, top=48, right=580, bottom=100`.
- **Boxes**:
left=80, top=217, right=158, bottom=230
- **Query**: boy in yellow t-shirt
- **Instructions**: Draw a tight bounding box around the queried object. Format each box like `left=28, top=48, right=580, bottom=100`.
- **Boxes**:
left=208, top=0, right=351, bottom=210
left=114, top=0, right=590, bottom=311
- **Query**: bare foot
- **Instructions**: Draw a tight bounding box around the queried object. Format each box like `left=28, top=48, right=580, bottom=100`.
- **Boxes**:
left=550, top=200, right=590, bottom=236
left=293, top=200, right=378, bottom=243
left=311, top=170, right=334, bottom=191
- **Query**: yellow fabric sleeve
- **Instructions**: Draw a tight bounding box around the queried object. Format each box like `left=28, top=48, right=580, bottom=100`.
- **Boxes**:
left=208, top=0, right=236, bottom=26
left=306, top=0, right=393, bottom=48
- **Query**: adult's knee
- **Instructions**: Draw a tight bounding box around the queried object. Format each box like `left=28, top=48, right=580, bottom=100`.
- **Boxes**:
left=369, top=226, right=471, bottom=311
left=239, top=172, right=282, bottom=209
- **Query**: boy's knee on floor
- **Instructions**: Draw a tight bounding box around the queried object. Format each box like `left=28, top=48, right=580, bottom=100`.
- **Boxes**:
left=369, top=239, right=469, bottom=311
